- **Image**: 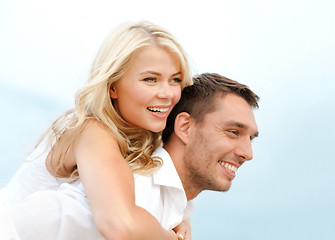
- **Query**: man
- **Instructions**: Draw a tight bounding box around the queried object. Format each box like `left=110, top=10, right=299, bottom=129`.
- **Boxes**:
left=161, top=72, right=259, bottom=199
left=1, top=73, right=259, bottom=239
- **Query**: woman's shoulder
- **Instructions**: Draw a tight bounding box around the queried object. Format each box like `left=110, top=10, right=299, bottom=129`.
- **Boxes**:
left=79, top=119, right=118, bottom=143
left=74, top=119, right=121, bottom=156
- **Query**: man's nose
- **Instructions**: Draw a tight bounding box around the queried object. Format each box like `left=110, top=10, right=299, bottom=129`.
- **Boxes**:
left=235, top=138, right=253, bottom=161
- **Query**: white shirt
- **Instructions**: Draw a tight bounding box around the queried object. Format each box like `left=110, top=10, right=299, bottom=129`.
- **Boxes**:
left=0, top=147, right=194, bottom=240
left=134, top=147, right=193, bottom=230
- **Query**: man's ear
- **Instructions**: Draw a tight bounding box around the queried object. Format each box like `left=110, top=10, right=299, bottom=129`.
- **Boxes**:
left=110, top=86, right=118, bottom=99
left=174, top=112, right=193, bottom=145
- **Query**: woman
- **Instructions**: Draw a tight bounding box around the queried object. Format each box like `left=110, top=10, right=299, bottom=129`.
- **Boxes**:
left=1, top=21, right=193, bottom=239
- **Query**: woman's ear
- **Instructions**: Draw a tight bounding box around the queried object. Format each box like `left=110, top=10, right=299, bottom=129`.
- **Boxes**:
left=174, top=112, right=193, bottom=145
left=110, top=86, right=118, bottom=99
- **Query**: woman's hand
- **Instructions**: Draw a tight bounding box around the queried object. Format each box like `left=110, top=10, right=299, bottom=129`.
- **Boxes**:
left=173, top=220, right=192, bottom=240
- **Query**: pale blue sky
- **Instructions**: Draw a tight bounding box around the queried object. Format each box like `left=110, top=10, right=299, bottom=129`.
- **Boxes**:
left=1, top=0, right=334, bottom=239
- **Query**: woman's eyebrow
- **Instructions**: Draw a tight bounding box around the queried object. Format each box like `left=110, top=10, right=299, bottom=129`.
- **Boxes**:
left=171, top=71, right=182, bottom=77
left=140, top=71, right=182, bottom=77
left=140, top=71, right=161, bottom=76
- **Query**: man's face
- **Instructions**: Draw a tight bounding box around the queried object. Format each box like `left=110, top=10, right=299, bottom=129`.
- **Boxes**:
left=183, top=93, right=258, bottom=194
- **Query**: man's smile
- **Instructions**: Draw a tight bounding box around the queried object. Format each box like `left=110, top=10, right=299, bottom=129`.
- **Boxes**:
left=218, top=160, right=238, bottom=178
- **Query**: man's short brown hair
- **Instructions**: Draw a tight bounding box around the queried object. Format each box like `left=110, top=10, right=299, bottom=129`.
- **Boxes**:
left=162, top=73, right=259, bottom=143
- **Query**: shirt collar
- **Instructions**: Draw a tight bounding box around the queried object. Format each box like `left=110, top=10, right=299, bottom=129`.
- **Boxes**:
left=152, top=147, right=184, bottom=191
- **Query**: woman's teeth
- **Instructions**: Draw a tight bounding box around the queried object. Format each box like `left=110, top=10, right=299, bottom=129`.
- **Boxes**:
left=147, top=107, right=169, bottom=113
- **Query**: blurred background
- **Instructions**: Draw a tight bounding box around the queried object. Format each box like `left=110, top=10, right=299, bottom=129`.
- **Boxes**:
left=1, top=0, right=334, bottom=239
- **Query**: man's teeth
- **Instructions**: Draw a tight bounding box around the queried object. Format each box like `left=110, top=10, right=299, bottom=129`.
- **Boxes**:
left=219, top=161, right=237, bottom=173
left=147, top=107, right=169, bottom=113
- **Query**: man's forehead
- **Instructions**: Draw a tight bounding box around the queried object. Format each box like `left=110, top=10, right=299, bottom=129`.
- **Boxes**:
left=211, top=93, right=258, bottom=130
left=215, top=93, right=253, bottom=111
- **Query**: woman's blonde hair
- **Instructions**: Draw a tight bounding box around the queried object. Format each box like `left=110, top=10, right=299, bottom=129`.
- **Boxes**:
left=43, top=20, right=192, bottom=179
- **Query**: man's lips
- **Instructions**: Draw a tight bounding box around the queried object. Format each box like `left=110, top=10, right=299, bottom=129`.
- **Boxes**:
left=218, top=160, right=239, bottom=178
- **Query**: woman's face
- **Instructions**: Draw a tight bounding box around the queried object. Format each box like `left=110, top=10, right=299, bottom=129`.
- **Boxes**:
left=110, top=46, right=182, bottom=132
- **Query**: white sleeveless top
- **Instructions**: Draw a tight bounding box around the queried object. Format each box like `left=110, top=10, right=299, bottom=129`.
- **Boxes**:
left=0, top=136, right=68, bottom=206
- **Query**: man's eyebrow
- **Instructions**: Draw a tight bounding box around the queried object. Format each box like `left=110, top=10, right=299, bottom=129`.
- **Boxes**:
left=226, top=121, right=246, bottom=129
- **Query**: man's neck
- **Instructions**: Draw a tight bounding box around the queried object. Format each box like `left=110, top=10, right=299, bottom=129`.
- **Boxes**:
left=163, top=142, right=201, bottom=201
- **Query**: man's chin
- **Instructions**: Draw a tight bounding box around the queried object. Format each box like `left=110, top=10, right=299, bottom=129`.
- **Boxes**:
left=210, top=181, right=232, bottom=192
left=219, top=181, right=232, bottom=192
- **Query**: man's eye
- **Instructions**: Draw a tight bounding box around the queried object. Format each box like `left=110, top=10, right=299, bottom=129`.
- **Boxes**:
left=228, top=130, right=239, bottom=136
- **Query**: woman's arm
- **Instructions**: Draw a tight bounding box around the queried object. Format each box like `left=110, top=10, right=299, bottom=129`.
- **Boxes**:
left=74, top=120, right=177, bottom=240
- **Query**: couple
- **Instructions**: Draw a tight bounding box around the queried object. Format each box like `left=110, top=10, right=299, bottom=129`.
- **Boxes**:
left=0, top=21, right=259, bottom=240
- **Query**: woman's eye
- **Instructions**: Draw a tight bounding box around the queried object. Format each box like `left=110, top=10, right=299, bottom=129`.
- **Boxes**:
left=172, top=78, right=182, bottom=83
left=143, top=77, right=156, bottom=82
